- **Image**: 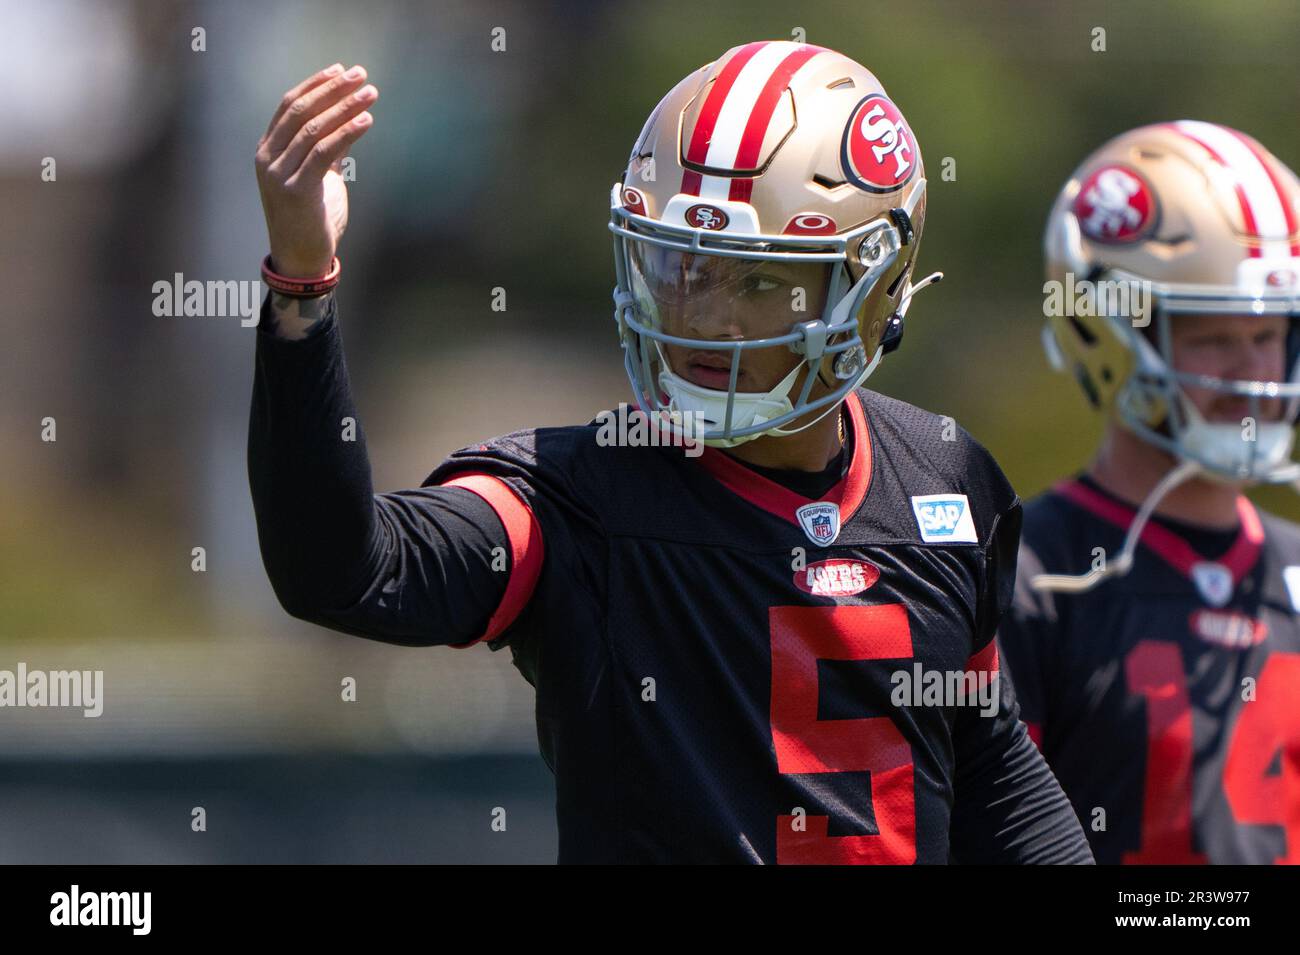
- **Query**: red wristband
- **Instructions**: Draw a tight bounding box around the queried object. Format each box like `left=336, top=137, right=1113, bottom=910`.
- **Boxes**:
left=261, top=254, right=341, bottom=297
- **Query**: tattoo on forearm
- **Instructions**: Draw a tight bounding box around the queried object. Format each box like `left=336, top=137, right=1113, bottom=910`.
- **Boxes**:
left=267, top=291, right=337, bottom=340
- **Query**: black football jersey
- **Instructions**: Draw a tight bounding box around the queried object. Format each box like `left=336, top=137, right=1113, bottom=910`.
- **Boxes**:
left=407, top=388, right=1089, bottom=863
left=998, top=476, right=1300, bottom=864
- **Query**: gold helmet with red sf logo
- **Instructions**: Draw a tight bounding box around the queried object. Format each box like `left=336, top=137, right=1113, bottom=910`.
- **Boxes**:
left=609, top=41, right=940, bottom=447
left=1035, top=122, right=1300, bottom=594
left=1043, top=121, right=1300, bottom=483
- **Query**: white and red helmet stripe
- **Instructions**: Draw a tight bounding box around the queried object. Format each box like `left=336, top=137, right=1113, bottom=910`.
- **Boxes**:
left=1168, top=120, right=1300, bottom=257
left=1233, top=128, right=1300, bottom=257
left=680, top=41, right=829, bottom=204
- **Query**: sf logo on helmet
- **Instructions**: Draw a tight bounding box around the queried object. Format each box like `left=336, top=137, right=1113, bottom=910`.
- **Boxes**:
left=862, top=107, right=911, bottom=176
left=1073, top=165, right=1156, bottom=243
left=841, top=94, right=918, bottom=193
left=685, top=203, right=730, bottom=231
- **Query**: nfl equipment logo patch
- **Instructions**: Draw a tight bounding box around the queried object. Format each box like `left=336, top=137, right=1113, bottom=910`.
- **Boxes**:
left=1191, top=561, right=1233, bottom=607
left=795, top=501, right=841, bottom=546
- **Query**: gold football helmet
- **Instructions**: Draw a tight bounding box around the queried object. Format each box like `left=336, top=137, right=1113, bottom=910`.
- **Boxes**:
left=609, top=41, right=940, bottom=447
left=1036, top=121, right=1300, bottom=592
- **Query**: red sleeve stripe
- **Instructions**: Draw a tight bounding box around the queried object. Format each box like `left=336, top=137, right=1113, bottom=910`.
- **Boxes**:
left=951, top=640, right=1000, bottom=705
left=965, top=639, right=1000, bottom=677
left=1025, top=721, right=1044, bottom=750
left=439, top=472, right=544, bottom=648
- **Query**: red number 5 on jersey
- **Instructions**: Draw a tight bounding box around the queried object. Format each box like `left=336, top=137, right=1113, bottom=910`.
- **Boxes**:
left=769, top=604, right=916, bottom=864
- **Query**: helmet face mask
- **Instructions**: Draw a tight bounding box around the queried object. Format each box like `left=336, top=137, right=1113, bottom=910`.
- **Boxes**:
left=612, top=190, right=917, bottom=445
left=607, top=42, right=936, bottom=448
left=1112, top=299, right=1300, bottom=483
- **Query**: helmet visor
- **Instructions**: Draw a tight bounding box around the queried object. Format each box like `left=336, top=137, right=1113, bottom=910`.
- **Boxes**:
left=627, top=241, right=834, bottom=342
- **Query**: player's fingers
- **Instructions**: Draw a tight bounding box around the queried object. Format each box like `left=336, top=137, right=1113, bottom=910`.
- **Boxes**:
left=330, top=142, right=354, bottom=174
left=286, top=111, right=374, bottom=188
left=262, top=63, right=343, bottom=141
left=274, top=84, right=378, bottom=180
left=261, top=65, right=369, bottom=160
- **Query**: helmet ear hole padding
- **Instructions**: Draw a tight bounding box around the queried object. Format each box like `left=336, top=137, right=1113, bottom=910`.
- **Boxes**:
left=885, top=260, right=913, bottom=300
left=1074, top=365, right=1100, bottom=409
left=1066, top=315, right=1097, bottom=346
left=844, top=251, right=916, bottom=360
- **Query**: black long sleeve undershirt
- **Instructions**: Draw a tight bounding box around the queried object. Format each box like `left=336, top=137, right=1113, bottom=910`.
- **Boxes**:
left=247, top=291, right=508, bottom=646
left=247, top=291, right=853, bottom=647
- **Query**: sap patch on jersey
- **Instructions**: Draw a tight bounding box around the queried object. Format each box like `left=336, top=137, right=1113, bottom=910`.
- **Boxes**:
left=911, top=493, right=978, bottom=543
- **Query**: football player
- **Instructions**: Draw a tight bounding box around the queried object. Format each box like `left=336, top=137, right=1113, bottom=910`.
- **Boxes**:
left=998, top=122, right=1300, bottom=864
left=249, top=43, right=1092, bottom=863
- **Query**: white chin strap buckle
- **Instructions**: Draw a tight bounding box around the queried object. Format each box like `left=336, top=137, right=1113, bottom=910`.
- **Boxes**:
left=656, top=358, right=802, bottom=446
left=1177, top=392, right=1298, bottom=480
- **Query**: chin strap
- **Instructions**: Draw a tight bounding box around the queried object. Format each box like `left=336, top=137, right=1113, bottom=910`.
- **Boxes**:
left=1030, top=458, right=1203, bottom=594
left=651, top=339, right=804, bottom=447
left=900, top=271, right=943, bottom=311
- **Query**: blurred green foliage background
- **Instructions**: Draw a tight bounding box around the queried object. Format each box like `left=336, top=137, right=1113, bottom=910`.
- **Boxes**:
left=8, top=0, right=1300, bottom=645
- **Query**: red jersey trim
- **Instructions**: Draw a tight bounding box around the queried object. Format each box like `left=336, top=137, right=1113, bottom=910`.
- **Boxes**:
left=697, top=392, right=874, bottom=526
left=959, top=640, right=1000, bottom=707
left=438, top=472, right=544, bottom=648
left=966, top=639, right=1000, bottom=677
left=1024, top=721, right=1044, bottom=750
left=1052, top=478, right=1264, bottom=584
